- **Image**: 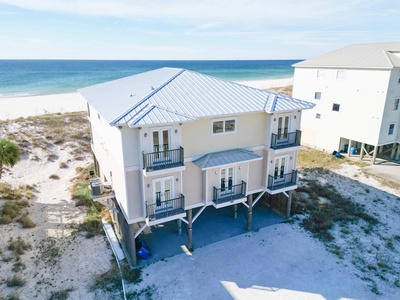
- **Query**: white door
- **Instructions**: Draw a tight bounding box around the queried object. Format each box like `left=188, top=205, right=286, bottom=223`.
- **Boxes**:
left=277, top=115, right=290, bottom=143
left=274, top=157, right=287, bottom=183
left=152, top=129, right=170, bottom=160
left=153, top=177, right=173, bottom=211
left=220, top=167, right=234, bottom=195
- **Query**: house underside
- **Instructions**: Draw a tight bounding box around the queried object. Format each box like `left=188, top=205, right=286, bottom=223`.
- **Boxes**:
left=338, top=138, right=400, bottom=164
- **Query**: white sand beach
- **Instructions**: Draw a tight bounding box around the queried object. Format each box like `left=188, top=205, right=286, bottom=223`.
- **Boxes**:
left=0, top=78, right=293, bottom=121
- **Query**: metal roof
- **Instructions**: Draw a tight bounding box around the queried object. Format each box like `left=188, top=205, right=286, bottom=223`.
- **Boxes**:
left=193, top=148, right=262, bottom=170
left=79, top=68, right=315, bottom=127
left=293, top=42, right=400, bottom=69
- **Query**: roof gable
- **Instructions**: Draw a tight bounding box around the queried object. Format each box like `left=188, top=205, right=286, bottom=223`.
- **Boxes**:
left=79, top=68, right=315, bottom=127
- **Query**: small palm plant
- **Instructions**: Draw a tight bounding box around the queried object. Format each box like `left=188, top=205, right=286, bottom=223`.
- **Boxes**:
left=0, top=139, right=20, bottom=180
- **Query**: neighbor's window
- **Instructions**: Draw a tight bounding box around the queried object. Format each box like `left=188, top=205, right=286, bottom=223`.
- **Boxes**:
left=336, top=70, right=346, bottom=80
left=316, top=113, right=321, bottom=119
left=314, top=92, right=322, bottom=100
left=394, top=98, right=399, bottom=110
left=317, top=70, right=325, bottom=79
left=398, top=78, right=400, bottom=85
left=388, top=124, right=395, bottom=135
left=332, top=103, right=340, bottom=112
left=212, top=118, right=236, bottom=135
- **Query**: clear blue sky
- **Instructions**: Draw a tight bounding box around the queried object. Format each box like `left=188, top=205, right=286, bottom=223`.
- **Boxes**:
left=0, top=0, right=399, bottom=60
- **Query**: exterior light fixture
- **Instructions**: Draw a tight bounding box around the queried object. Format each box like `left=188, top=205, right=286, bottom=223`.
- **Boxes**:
left=144, top=133, right=147, bottom=137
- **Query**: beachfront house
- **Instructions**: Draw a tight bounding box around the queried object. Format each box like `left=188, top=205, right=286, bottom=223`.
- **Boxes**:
left=79, top=68, right=315, bottom=265
left=292, top=42, right=400, bottom=163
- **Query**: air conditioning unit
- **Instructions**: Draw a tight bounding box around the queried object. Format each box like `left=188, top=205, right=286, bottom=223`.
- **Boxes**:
left=90, top=178, right=104, bottom=196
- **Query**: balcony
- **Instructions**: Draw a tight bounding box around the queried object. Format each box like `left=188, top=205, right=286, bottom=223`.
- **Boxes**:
left=213, top=181, right=247, bottom=207
left=143, top=147, right=184, bottom=172
left=270, top=130, right=301, bottom=150
left=267, top=170, right=297, bottom=191
left=146, top=194, right=185, bottom=222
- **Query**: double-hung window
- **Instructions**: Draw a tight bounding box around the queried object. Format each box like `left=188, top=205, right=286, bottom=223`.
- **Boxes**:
left=332, top=103, right=340, bottom=112
left=212, top=118, right=236, bottom=135
left=314, top=92, right=322, bottom=100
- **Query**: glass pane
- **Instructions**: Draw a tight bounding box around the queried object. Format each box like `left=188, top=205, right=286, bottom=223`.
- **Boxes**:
left=163, top=130, right=169, bottom=149
left=213, top=121, right=223, bottom=134
left=225, top=120, right=235, bottom=132
left=153, top=131, right=159, bottom=152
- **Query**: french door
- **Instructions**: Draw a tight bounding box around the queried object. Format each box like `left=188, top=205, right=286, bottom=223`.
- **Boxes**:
left=274, top=156, right=287, bottom=183
left=277, top=115, right=290, bottom=142
left=221, top=167, right=234, bottom=195
left=152, top=129, right=170, bottom=160
left=153, top=177, right=173, bottom=211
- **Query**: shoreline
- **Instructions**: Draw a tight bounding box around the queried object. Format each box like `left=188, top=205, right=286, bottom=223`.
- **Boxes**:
left=0, top=77, right=293, bottom=120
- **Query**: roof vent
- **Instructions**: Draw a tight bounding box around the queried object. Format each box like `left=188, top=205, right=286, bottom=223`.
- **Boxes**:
left=151, top=86, right=155, bottom=91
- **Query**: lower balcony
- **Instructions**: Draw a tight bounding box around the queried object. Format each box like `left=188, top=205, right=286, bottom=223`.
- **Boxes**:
left=146, top=194, right=185, bottom=224
left=212, top=181, right=247, bottom=208
left=267, top=170, right=297, bottom=193
left=143, top=147, right=184, bottom=172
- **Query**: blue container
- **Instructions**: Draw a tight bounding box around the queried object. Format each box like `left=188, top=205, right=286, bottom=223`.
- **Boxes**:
left=350, top=147, right=356, bottom=155
left=344, top=145, right=348, bottom=152
left=137, top=246, right=151, bottom=260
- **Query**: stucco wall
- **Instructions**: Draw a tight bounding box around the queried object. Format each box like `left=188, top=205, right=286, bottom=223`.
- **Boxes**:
left=294, top=67, right=392, bottom=148
left=182, top=113, right=266, bottom=158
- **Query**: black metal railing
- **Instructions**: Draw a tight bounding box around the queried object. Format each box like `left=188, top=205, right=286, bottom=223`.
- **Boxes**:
left=143, top=146, right=184, bottom=172
left=213, top=181, right=246, bottom=205
left=270, top=130, right=301, bottom=150
left=267, top=170, right=297, bottom=190
left=146, top=194, right=185, bottom=221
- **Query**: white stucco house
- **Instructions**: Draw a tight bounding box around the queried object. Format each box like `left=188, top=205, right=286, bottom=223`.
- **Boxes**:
left=292, top=42, right=400, bottom=163
left=79, top=68, right=314, bottom=265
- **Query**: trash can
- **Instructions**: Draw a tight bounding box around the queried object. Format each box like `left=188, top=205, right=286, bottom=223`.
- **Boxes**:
left=135, top=237, right=151, bottom=260
left=344, top=144, right=348, bottom=153
left=350, top=147, right=356, bottom=155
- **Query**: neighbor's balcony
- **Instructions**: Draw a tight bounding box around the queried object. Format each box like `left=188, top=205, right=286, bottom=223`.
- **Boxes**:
left=270, top=130, right=301, bottom=150
left=143, top=147, right=184, bottom=172
left=267, top=170, right=297, bottom=191
left=146, top=194, right=185, bottom=222
left=213, top=181, right=247, bottom=205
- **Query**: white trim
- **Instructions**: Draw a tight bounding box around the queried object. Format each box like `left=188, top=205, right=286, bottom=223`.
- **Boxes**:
left=124, top=165, right=141, bottom=172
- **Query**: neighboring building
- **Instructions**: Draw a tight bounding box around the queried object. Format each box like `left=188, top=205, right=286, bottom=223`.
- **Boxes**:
left=292, top=42, right=400, bottom=163
left=79, top=68, right=314, bottom=265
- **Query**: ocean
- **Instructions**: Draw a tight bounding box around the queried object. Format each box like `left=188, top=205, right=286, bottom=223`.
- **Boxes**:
left=0, top=59, right=301, bottom=97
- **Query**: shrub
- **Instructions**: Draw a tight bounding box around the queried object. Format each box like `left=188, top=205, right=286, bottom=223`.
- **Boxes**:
left=8, top=236, right=31, bottom=255
left=49, top=174, right=60, bottom=180
left=6, top=274, right=26, bottom=287
left=18, top=213, right=36, bottom=228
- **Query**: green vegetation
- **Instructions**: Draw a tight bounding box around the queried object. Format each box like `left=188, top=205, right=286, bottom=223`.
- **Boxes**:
left=0, top=139, right=20, bottom=181
left=48, top=288, right=74, bottom=300
left=8, top=236, right=32, bottom=256
left=0, top=201, right=29, bottom=225
left=6, top=274, right=26, bottom=287
left=292, top=180, right=378, bottom=242
left=90, top=261, right=142, bottom=294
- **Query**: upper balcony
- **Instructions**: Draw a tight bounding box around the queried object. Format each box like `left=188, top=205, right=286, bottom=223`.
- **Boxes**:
left=270, top=130, right=301, bottom=151
left=212, top=180, right=247, bottom=208
left=267, top=170, right=297, bottom=194
left=143, top=146, right=184, bottom=173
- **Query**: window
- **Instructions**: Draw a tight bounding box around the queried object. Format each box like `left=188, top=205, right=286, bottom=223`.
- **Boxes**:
left=212, top=118, right=236, bottom=134
left=336, top=70, right=346, bottom=80
left=317, top=70, right=325, bottom=79
left=332, top=103, right=340, bottom=112
left=394, top=98, right=399, bottom=110
left=314, top=92, right=321, bottom=100
left=388, top=124, right=395, bottom=135
left=398, top=78, right=400, bottom=85
left=316, top=113, right=321, bottom=119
